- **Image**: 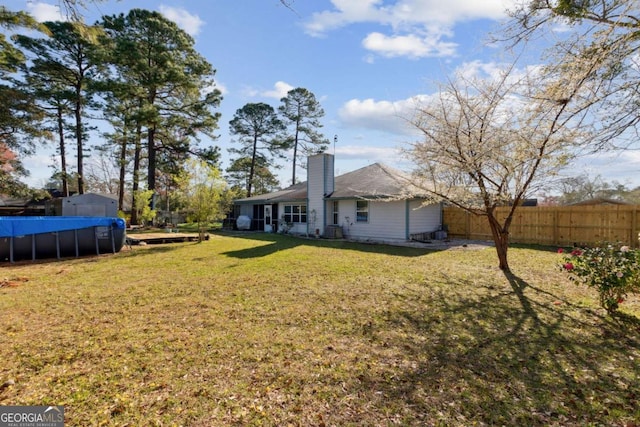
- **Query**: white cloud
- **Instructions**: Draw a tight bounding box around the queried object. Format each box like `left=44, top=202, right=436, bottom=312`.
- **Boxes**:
left=336, top=144, right=401, bottom=161
left=564, top=151, right=640, bottom=185
left=330, top=145, right=414, bottom=176
left=304, top=0, right=516, bottom=58
left=336, top=60, right=540, bottom=136
left=239, top=81, right=295, bottom=100
left=159, top=5, right=204, bottom=37
left=306, top=0, right=513, bottom=35
left=22, top=153, right=55, bottom=187
left=27, top=2, right=65, bottom=22
left=202, top=80, right=227, bottom=96
left=303, top=0, right=385, bottom=36
left=455, top=60, right=506, bottom=81
left=338, top=95, right=431, bottom=135
left=214, top=81, right=228, bottom=96
left=240, top=85, right=260, bottom=98
left=262, top=81, right=295, bottom=99
left=363, top=32, right=457, bottom=58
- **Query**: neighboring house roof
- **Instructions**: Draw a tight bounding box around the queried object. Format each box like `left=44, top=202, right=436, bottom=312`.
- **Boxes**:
left=0, top=197, right=31, bottom=207
left=519, top=199, right=538, bottom=207
left=235, top=163, right=427, bottom=204
left=65, top=192, right=118, bottom=201
left=0, top=196, right=47, bottom=216
left=568, top=197, right=631, bottom=206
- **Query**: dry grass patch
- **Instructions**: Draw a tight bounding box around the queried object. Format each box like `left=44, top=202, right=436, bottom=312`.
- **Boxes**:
left=0, top=233, right=638, bottom=426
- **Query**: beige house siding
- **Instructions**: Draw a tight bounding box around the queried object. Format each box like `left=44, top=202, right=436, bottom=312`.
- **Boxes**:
left=343, top=200, right=406, bottom=241
left=409, top=200, right=441, bottom=235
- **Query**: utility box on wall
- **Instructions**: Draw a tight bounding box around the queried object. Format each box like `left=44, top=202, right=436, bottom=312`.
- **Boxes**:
left=324, top=225, right=343, bottom=239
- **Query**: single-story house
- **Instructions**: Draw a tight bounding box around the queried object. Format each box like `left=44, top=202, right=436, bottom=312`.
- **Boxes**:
left=233, top=153, right=443, bottom=243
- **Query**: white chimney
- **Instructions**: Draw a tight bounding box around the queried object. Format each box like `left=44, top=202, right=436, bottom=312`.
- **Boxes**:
left=306, top=153, right=334, bottom=235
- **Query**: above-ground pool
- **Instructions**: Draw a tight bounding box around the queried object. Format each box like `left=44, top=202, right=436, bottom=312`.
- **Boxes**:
left=0, top=216, right=126, bottom=262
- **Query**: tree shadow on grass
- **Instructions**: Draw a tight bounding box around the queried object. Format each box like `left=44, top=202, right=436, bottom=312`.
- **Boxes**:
left=218, top=232, right=303, bottom=259
left=117, top=244, right=185, bottom=259
left=217, top=231, right=441, bottom=259
left=342, top=271, right=640, bottom=426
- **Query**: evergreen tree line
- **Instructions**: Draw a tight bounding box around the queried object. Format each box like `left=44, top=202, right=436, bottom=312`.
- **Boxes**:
left=226, top=89, right=329, bottom=199
left=0, top=7, right=328, bottom=224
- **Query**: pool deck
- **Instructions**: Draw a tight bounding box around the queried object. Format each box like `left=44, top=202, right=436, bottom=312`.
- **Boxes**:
left=126, top=232, right=204, bottom=245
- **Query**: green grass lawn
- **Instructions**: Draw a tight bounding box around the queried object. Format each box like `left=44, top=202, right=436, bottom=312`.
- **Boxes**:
left=0, top=233, right=638, bottom=426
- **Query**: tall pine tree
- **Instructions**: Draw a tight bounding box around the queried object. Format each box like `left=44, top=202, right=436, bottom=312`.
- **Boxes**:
left=15, top=21, right=102, bottom=194
left=279, top=88, right=328, bottom=185
left=99, top=9, right=222, bottom=195
left=228, top=103, right=287, bottom=197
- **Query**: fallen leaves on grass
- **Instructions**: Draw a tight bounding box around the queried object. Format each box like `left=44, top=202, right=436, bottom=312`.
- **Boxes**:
left=0, top=276, right=28, bottom=288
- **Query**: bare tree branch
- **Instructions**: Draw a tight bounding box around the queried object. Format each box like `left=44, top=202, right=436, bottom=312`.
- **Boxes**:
left=404, top=60, right=595, bottom=270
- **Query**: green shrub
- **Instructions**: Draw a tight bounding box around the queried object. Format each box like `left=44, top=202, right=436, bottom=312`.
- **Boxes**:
left=560, top=243, right=640, bottom=313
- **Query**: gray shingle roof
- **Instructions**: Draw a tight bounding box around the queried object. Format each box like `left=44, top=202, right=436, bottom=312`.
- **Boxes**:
left=234, top=182, right=307, bottom=204
left=329, top=163, right=415, bottom=199
left=235, top=162, right=425, bottom=204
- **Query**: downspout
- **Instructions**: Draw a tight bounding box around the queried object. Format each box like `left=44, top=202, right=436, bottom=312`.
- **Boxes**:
left=405, top=199, right=410, bottom=240
left=322, top=154, right=328, bottom=235
left=306, top=177, right=310, bottom=237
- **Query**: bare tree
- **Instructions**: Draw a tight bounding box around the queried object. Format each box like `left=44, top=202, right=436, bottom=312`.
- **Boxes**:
left=83, top=149, right=120, bottom=195
left=503, top=0, right=640, bottom=151
left=406, top=63, right=592, bottom=271
left=552, top=174, right=633, bottom=205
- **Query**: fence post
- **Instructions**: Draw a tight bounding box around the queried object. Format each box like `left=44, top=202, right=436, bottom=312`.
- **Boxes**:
left=553, top=209, right=559, bottom=247
left=632, top=207, right=638, bottom=248
left=465, top=211, right=471, bottom=239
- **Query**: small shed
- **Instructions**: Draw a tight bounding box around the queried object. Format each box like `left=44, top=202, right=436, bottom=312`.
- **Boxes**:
left=47, top=193, right=118, bottom=217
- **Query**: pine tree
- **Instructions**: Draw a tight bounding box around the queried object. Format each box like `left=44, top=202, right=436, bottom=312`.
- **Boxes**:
left=229, top=103, right=287, bottom=197
left=279, top=88, right=329, bottom=185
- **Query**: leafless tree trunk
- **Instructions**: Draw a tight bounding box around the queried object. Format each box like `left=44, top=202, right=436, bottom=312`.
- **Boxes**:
left=130, top=124, right=142, bottom=226
left=56, top=105, right=69, bottom=197
left=406, top=60, right=594, bottom=271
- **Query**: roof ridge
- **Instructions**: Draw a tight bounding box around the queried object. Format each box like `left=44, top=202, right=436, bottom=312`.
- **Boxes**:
left=377, top=162, right=411, bottom=184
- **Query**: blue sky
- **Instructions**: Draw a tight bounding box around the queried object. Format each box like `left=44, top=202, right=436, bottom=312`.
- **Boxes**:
left=7, top=0, right=640, bottom=191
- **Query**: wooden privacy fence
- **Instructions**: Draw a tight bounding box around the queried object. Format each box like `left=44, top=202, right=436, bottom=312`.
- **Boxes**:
left=443, top=205, right=640, bottom=248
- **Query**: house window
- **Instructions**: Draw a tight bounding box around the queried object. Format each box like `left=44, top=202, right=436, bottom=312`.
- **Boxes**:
left=283, top=203, right=307, bottom=223
left=356, top=200, right=369, bottom=222
left=332, top=201, right=339, bottom=225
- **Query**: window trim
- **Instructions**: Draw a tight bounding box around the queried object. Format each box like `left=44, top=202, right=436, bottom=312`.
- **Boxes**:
left=332, top=201, right=339, bottom=225
left=282, top=203, right=307, bottom=224
left=356, top=200, right=369, bottom=223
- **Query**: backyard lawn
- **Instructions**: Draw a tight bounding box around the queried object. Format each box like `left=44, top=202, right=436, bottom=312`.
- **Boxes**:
left=0, top=232, right=638, bottom=426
